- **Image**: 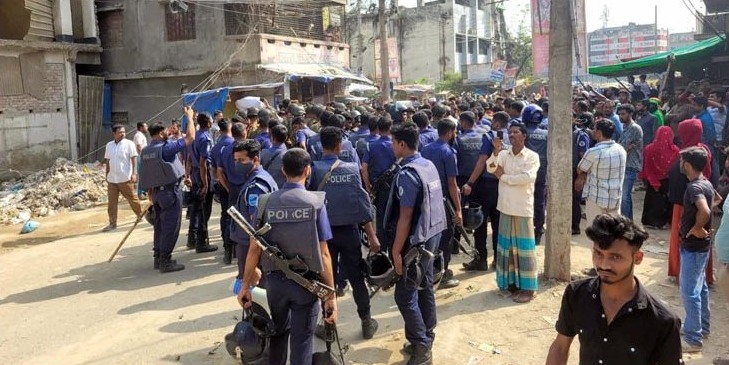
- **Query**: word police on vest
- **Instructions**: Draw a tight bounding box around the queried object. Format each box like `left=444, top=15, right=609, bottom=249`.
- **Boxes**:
left=267, top=208, right=313, bottom=222
left=329, top=174, right=354, bottom=184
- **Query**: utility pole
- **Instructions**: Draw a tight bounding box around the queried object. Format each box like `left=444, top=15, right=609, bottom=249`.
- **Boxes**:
left=378, top=0, right=390, bottom=103
left=544, top=0, right=573, bottom=281
left=356, top=0, right=363, bottom=74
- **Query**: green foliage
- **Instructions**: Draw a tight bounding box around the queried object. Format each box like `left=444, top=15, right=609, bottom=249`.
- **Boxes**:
left=436, top=72, right=468, bottom=94
left=505, top=8, right=534, bottom=78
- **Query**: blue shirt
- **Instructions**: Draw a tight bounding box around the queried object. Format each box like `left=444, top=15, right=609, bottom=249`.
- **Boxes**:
left=363, top=135, right=395, bottom=181
left=696, top=109, right=717, bottom=146
left=191, top=129, right=212, bottom=169
left=221, top=139, right=246, bottom=187
left=606, top=114, right=623, bottom=141
left=296, top=127, right=314, bottom=145
left=151, top=138, right=187, bottom=161
left=421, top=140, right=458, bottom=193
left=211, top=135, right=234, bottom=169
left=252, top=182, right=333, bottom=242
left=418, top=127, right=439, bottom=151
left=255, top=132, right=272, bottom=150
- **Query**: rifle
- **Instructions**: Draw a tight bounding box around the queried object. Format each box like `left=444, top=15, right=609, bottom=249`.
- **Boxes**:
left=369, top=158, right=402, bottom=202
left=227, top=206, right=335, bottom=300
left=444, top=198, right=476, bottom=259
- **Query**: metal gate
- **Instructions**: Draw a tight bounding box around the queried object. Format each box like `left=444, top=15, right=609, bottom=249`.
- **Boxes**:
left=77, top=75, right=105, bottom=163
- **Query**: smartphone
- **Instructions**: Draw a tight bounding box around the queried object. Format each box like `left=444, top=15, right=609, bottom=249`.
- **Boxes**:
left=497, top=131, right=504, bottom=139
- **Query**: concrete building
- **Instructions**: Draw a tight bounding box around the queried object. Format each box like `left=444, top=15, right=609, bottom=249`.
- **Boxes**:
left=668, top=32, right=697, bottom=50
left=98, top=0, right=358, bottom=127
left=346, top=0, right=494, bottom=85
left=588, top=23, right=668, bottom=67
left=0, top=0, right=102, bottom=179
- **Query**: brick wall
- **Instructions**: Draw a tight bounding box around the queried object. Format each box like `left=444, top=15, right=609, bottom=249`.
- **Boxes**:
left=0, top=63, right=66, bottom=114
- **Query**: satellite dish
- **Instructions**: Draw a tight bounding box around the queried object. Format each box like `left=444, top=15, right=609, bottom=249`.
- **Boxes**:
left=169, top=0, right=189, bottom=14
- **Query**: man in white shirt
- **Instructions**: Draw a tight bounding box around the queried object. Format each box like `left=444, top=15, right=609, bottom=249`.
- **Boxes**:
left=103, top=124, right=143, bottom=232
left=486, top=123, right=540, bottom=303
left=134, top=122, right=148, bottom=200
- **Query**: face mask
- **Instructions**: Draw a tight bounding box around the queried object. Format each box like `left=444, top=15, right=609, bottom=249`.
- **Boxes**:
left=235, top=162, right=254, bottom=178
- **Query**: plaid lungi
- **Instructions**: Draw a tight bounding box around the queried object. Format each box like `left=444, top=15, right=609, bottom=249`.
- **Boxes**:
left=496, top=213, right=538, bottom=291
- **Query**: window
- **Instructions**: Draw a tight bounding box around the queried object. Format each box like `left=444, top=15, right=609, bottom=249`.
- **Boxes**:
left=165, top=3, right=196, bottom=41
left=478, top=39, right=489, bottom=55
left=99, top=10, right=124, bottom=49
left=224, top=3, right=247, bottom=35
left=456, top=35, right=465, bottom=53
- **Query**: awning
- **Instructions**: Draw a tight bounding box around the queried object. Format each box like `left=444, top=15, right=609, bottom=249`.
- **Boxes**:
left=258, top=62, right=373, bottom=85
left=588, top=36, right=726, bottom=77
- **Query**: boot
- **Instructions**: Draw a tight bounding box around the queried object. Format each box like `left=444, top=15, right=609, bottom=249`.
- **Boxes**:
left=196, top=240, right=218, bottom=253
left=462, top=259, right=489, bottom=271
left=407, top=344, right=432, bottom=365
left=154, top=256, right=177, bottom=270
left=186, top=233, right=196, bottom=249
left=159, top=256, right=185, bottom=273
left=361, top=317, right=379, bottom=339
left=438, top=269, right=459, bottom=289
left=223, top=245, right=233, bottom=265
left=535, top=232, right=543, bottom=246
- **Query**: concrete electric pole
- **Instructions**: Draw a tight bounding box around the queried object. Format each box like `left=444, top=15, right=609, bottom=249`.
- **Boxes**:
left=378, top=0, right=390, bottom=103
left=544, top=0, right=573, bottom=281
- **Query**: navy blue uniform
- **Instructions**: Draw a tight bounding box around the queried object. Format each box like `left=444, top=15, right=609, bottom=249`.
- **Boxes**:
left=468, top=131, right=503, bottom=262
left=255, top=132, right=272, bottom=150
left=189, top=129, right=214, bottom=245
left=572, top=127, right=591, bottom=232
left=418, top=126, right=438, bottom=151
left=364, top=135, right=395, bottom=245
left=220, top=139, right=247, bottom=213
left=211, top=135, right=234, bottom=250
left=149, top=138, right=188, bottom=256
left=295, top=126, right=316, bottom=147
left=525, top=124, right=548, bottom=239
left=260, top=143, right=288, bottom=188
left=421, top=140, right=459, bottom=272
left=307, top=133, right=360, bottom=165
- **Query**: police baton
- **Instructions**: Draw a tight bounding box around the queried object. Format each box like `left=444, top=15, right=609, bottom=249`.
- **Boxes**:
left=108, top=201, right=153, bottom=263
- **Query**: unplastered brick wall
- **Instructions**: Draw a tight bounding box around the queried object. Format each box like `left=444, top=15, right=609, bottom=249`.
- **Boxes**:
left=0, top=63, right=66, bottom=115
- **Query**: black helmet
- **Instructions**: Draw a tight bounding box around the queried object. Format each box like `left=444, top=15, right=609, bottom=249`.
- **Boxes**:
left=225, top=304, right=272, bottom=364
left=289, top=104, right=305, bottom=117
left=364, top=252, right=398, bottom=290
left=462, top=202, right=484, bottom=230
left=144, top=205, right=155, bottom=225
left=432, top=251, right=445, bottom=286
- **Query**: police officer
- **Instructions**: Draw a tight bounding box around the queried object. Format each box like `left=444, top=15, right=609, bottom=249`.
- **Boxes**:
left=292, top=116, right=316, bottom=150
left=218, top=120, right=248, bottom=262
left=308, top=126, right=380, bottom=339
left=188, top=112, right=218, bottom=253
left=211, top=119, right=235, bottom=264
left=350, top=113, right=380, bottom=162
left=237, top=148, right=336, bottom=365
left=414, top=112, right=438, bottom=151
left=139, top=107, right=195, bottom=273
left=254, top=109, right=273, bottom=150
left=453, top=111, right=483, bottom=256
left=386, top=123, right=445, bottom=365
left=422, top=119, right=462, bottom=289
left=362, top=116, right=395, bottom=248
left=571, top=112, right=592, bottom=235
left=522, top=104, right=548, bottom=245
left=306, top=112, right=360, bottom=164
left=229, top=139, right=279, bottom=281
left=260, top=124, right=288, bottom=188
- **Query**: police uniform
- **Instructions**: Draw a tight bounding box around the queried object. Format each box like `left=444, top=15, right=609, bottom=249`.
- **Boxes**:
left=453, top=128, right=483, bottom=255
left=139, top=138, right=186, bottom=271
left=421, top=139, right=459, bottom=276
left=350, top=131, right=379, bottom=162
left=254, top=182, right=332, bottom=365
left=469, top=131, right=502, bottom=264
left=363, top=135, right=395, bottom=247
left=384, top=153, right=445, bottom=351
left=525, top=123, right=548, bottom=242
left=230, top=166, right=278, bottom=278
left=418, top=126, right=439, bottom=151
left=306, top=133, right=361, bottom=165
left=255, top=132, right=272, bottom=150
left=189, top=128, right=215, bottom=249
left=309, top=154, right=374, bottom=321
left=295, top=126, right=316, bottom=148
left=211, top=135, right=234, bottom=256
left=259, top=143, right=287, bottom=188
left=220, top=139, right=247, bottom=218
left=572, top=127, right=591, bottom=232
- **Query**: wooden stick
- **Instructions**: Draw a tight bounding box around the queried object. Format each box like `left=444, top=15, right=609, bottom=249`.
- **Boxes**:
left=108, top=201, right=153, bottom=263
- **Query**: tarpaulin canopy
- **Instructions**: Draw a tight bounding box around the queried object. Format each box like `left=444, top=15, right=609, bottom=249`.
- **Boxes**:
left=588, top=36, right=726, bottom=77
left=259, top=62, right=373, bottom=85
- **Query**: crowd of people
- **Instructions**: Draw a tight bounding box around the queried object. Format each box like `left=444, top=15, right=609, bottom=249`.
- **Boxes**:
left=100, top=75, right=729, bottom=365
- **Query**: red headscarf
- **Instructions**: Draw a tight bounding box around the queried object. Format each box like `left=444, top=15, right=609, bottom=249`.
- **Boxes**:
left=677, top=118, right=712, bottom=179
left=640, top=126, right=679, bottom=189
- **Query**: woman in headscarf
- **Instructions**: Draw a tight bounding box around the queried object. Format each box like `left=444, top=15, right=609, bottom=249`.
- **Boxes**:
left=668, top=118, right=714, bottom=283
left=640, top=126, right=678, bottom=228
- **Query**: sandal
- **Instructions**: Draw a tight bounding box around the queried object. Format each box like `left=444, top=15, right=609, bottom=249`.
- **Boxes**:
left=513, top=291, right=535, bottom=303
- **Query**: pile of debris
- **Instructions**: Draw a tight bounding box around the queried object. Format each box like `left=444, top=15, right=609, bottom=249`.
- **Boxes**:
left=0, top=158, right=107, bottom=225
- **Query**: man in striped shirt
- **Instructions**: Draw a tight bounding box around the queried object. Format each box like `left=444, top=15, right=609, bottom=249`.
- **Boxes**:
left=575, top=118, right=627, bottom=224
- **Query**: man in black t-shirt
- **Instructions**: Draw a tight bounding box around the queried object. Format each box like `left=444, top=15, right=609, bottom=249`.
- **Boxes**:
left=678, top=146, right=715, bottom=353
left=546, top=214, right=682, bottom=365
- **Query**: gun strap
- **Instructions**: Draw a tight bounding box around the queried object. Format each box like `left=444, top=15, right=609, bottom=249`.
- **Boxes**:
left=317, top=159, right=341, bottom=191
left=263, top=150, right=283, bottom=170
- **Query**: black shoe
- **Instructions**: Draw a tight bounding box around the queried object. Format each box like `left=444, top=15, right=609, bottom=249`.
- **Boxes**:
left=223, top=246, right=233, bottom=265
left=154, top=257, right=177, bottom=270
left=407, top=344, right=433, bottom=365
left=571, top=228, right=581, bottom=235
left=186, top=234, right=196, bottom=249
left=535, top=232, right=543, bottom=246
left=196, top=243, right=218, bottom=253
left=462, top=259, right=489, bottom=271
left=438, top=269, right=459, bottom=289
left=362, top=318, right=379, bottom=339
left=159, top=257, right=185, bottom=273
left=402, top=342, right=415, bottom=355
left=336, top=282, right=349, bottom=297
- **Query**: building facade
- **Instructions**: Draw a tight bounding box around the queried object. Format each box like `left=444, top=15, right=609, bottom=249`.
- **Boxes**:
left=588, top=23, right=668, bottom=67
left=0, top=0, right=102, bottom=179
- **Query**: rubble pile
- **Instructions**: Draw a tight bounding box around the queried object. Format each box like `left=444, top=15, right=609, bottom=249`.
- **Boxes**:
left=1, top=158, right=107, bottom=225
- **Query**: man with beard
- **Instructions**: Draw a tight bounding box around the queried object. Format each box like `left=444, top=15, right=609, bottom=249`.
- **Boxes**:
left=546, top=214, right=682, bottom=365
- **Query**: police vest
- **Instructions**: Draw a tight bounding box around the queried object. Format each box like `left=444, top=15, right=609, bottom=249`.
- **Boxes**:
left=312, top=160, right=373, bottom=227
left=229, top=169, right=279, bottom=244
left=572, top=128, right=590, bottom=170
left=456, top=131, right=483, bottom=177
left=139, top=142, right=185, bottom=190
left=351, top=133, right=369, bottom=160
left=525, top=126, right=549, bottom=165
left=259, top=189, right=325, bottom=273
left=386, top=157, right=447, bottom=245
left=260, top=148, right=286, bottom=188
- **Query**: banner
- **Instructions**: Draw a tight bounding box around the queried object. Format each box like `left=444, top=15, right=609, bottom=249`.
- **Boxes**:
left=374, top=37, right=401, bottom=81
left=489, top=59, right=507, bottom=82
left=502, top=67, right=517, bottom=89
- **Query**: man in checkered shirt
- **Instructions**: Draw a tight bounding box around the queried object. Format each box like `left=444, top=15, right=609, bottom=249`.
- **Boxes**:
left=575, top=118, right=627, bottom=224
